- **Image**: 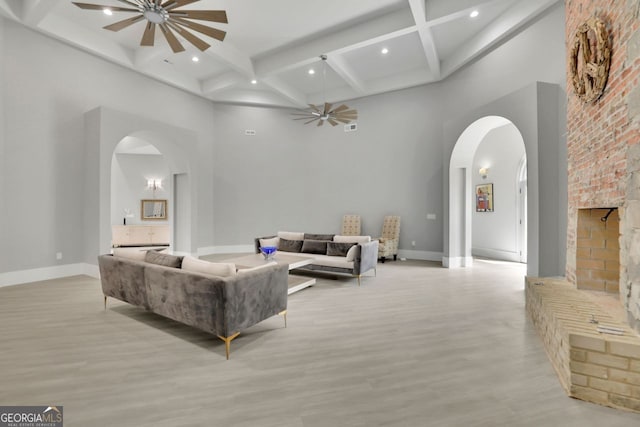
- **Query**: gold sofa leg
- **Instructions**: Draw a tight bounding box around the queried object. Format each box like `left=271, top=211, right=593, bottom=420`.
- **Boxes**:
left=217, top=332, right=241, bottom=360
left=279, top=310, right=287, bottom=328
left=357, top=275, right=361, bottom=286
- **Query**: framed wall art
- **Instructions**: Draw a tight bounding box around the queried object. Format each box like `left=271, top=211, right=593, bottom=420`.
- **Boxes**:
left=476, top=183, right=494, bottom=212
left=141, top=199, right=167, bottom=220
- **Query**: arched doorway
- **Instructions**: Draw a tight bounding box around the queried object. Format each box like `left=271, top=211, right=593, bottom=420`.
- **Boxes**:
left=447, top=116, right=526, bottom=267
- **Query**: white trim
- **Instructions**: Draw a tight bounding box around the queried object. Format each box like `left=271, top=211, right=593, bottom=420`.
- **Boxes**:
left=197, top=245, right=255, bottom=256
left=472, top=247, right=520, bottom=262
left=397, top=249, right=443, bottom=262
left=0, top=263, right=100, bottom=288
left=442, top=256, right=474, bottom=268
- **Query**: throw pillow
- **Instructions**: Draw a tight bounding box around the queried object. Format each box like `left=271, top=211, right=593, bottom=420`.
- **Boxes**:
left=112, top=247, right=148, bottom=261
left=145, top=251, right=184, bottom=268
left=181, top=256, right=236, bottom=277
left=277, top=231, right=305, bottom=241
left=301, top=239, right=328, bottom=255
left=334, top=235, right=372, bottom=244
left=327, top=241, right=356, bottom=257
left=304, top=233, right=335, bottom=241
left=279, top=238, right=303, bottom=253
left=259, top=236, right=280, bottom=248
left=237, top=262, right=277, bottom=276
left=346, top=244, right=359, bottom=262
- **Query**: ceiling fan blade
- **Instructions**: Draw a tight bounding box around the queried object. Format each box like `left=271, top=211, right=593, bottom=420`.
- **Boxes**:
left=328, top=118, right=339, bottom=126
left=72, top=2, right=139, bottom=12
left=167, top=22, right=210, bottom=51
left=169, top=10, right=228, bottom=23
left=162, top=0, right=199, bottom=11
left=308, top=104, right=322, bottom=113
left=330, top=104, right=349, bottom=114
left=334, top=118, right=352, bottom=124
left=159, top=23, right=185, bottom=53
left=304, top=118, right=320, bottom=125
left=104, top=14, right=145, bottom=31
left=169, top=17, right=226, bottom=41
left=116, top=0, right=143, bottom=7
left=317, top=120, right=324, bottom=127
left=324, top=102, right=332, bottom=114
left=140, top=22, right=156, bottom=46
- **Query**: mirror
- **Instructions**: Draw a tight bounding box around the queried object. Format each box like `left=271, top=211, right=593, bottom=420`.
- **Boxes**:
left=141, top=199, right=167, bottom=220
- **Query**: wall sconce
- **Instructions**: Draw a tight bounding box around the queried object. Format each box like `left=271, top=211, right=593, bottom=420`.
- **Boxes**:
left=147, top=179, right=162, bottom=191
left=479, top=167, right=489, bottom=179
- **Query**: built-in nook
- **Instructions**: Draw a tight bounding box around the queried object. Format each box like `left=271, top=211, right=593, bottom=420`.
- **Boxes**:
left=576, top=208, right=620, bottom=294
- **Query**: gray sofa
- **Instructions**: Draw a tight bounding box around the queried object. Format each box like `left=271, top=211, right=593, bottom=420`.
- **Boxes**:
left=255, top=232, right=379, bottom=285
left=98, top=252, right=289, bottom=359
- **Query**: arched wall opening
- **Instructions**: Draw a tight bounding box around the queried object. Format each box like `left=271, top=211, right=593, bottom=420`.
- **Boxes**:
left=442, top=82, right=567, bottom=277
left=448, top=116, right=527, bottom=266
left=83, top=107, right=199, bottom=263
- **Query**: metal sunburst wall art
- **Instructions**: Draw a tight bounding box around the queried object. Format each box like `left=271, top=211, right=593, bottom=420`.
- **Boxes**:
left=72, top=0, right=227, bottom=53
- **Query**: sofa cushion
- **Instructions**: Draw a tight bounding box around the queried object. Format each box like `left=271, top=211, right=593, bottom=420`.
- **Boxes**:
left=310, top=254, right=355, bottom=269
left=279, top=238, right=303, bottom=253
left=277, top=231, right=304, bottom=241
left=112, top=247, right=148, bottom=261
left=181, top=256, right=236, bottom=277
left=145, top=251, right=184, bottom=268
left=237, top=262, right=277, bottom=275
left=346, top=245, right=358, bottom=262
left=259, top=236, right=280, bottom=248
left=301, top=239, right=328, bottom=255
left=327, top=241, right=356, bottom=257
left=334, top=235, right=371, bottom=244
left=304, top=233, right=335, bottom=241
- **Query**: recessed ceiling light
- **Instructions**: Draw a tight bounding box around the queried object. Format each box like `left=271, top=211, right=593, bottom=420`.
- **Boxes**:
left=251, top=79, right=257, bottom=85
left=308, top=69, right=315, bottom=75
left=470, top=10, right=479, bottom=18
left=103, top=8, right=113, bottom=16
left=191, top=56, right=199, bottom=62
left=381, top=47, right=389, bottom=55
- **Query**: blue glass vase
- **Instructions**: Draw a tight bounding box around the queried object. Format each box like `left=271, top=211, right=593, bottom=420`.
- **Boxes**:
left=260, top=246, right=277, bottom=261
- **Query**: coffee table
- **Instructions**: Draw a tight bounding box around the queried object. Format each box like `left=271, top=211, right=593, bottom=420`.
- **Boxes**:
left=224, top=253, right=317, bottom=295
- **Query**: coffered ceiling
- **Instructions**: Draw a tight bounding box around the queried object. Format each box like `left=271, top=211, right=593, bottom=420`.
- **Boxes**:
left=0, top=0, right=562, bottom=107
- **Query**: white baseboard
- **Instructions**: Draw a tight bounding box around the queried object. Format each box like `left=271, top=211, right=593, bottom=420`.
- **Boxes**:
left=0, top=263, right=100, bottom=288
left=197, top=245, right=255, bottom=257
left=442, top=256, right=474, bottom=268
left=397, top=249, right=443, bottom=262
left=472, top=247, right=520, bottom=262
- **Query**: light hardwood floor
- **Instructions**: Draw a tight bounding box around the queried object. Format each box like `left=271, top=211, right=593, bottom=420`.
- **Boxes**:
left=1, top=258, right=639, bottom=426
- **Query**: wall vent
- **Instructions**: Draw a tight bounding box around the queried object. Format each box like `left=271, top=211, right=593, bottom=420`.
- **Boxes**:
left=344, top=123, right=357, bottom=132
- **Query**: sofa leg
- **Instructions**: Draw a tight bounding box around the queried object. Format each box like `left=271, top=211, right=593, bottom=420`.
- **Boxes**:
left=217, top=332, right=240, bottom=360
left=103, top=295, right=107, bottom=310
left=356, top=275, right=361, bottom=286
left=381, top=257, right=386, bottom=263
left=394, top=254, right=397, bottom=261
left=279, top=310, right=287, bottom=328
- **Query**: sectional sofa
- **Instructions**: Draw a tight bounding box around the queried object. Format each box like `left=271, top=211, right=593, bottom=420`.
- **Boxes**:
left=98, top=250, right=289, bottom=359
left=255, top=231, right=379, bottom=285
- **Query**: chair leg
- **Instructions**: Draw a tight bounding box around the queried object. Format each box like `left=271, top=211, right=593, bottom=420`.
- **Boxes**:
left=103, top=295, right=107, bottom=310
left=381, top=257, right=386, bottom=263
left=279, top=310, right=287, bottom=328
left=217, top=332, right=240, bottom=360
left=394, top=254, right=397, bottom=261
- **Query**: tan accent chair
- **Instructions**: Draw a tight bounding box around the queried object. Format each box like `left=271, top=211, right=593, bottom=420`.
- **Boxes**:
left=377, top=216, right=401, bottom=263
left=341, top=215, right=361, bottom=236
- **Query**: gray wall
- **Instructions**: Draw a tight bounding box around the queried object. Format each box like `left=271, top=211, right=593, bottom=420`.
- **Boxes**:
left=0, top=19, right=215, bottom=273
left=211, top=3, right=567, bottom=263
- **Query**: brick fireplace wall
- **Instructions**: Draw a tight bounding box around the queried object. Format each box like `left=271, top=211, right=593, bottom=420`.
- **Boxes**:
left=566, top=0, right=640, bottom=332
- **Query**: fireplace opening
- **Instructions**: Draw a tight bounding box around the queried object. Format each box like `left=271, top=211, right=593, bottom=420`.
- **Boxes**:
left=576, top=208, right=620, bottom=293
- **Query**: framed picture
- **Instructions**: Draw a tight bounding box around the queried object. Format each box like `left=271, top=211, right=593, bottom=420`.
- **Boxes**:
left=476, top=183, right=494, bottom=212
left=141, top=199, right=167, bottom=220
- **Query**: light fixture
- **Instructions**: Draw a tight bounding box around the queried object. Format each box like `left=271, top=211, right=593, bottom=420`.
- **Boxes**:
left=479, top=167, right=489, bottom=179
left=308, top=69, right=315, bottom=75
left=292, top=55, right=358, bottom=127
left=192, top=56, right=199, bottom=62
left=103, top=8, right=112, bottom=16
left=147, top=179, right=162, bottom=191
left=381, top=47, right=389, bottom=55
left=470, top=10, right=479, bottom=18
left=251, top=79, right=257, bottom=85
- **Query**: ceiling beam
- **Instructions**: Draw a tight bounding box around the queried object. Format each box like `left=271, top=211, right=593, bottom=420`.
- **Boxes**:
left=254, top=8, right=415, bottom=77
left=424, top=0, right=506, bottom=28
left=408, top=0, right=440, bottom=79
left=201, top=72, right=244, bottom=95
left=22, top=0, right=63, bottom=26
left=440, top=0, right=562, bottom=79
left=0, top=0, right=21, bottom=20
left=203, top=42, right=255, bottom=80
left=325, top=54, right=367, bottom=96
